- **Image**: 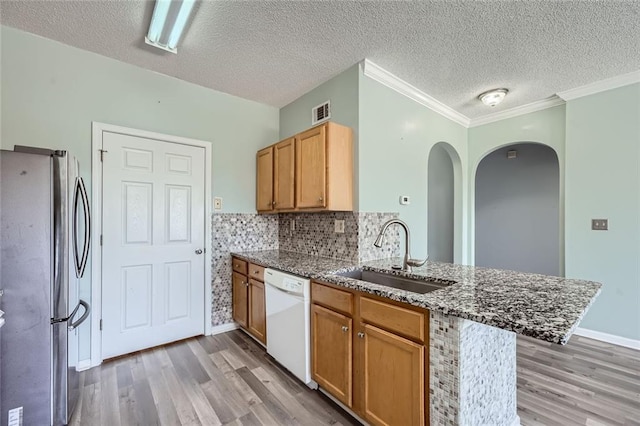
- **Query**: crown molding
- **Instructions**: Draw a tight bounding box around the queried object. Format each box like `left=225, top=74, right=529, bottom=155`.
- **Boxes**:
left=557, top=70, right=640, bottom=101
left=468, top=96, right=566, bottom=127
left=362, top=59, right=471, bottom=127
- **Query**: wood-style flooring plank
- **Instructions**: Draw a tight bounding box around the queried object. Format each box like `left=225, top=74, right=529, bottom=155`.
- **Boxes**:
left=72, top=330, right=639, bottom=426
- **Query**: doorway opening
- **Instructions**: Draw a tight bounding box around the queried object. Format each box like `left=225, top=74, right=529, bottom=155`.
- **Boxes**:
left=474, top=143, right=559, bottom=275
left=427, top=142, right=461, bottom=263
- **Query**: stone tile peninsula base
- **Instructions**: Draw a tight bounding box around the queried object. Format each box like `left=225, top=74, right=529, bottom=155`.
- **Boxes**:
left=430, top=311, right=520, bottom=426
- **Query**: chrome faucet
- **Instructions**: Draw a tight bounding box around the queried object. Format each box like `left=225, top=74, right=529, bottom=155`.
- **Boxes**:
left=374, top=219, right=428, bottom=271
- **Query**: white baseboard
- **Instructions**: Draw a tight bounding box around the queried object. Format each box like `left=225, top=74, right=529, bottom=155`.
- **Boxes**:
left=210, top=322, right=238, bottom=336
left=574, top=327, right=640, bottom=350
left=76, top=359, right=92, bottom=372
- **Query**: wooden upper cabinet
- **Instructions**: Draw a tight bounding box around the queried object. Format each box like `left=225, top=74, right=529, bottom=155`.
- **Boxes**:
left=296, top=125, right=327, bottom=208
left=256, top=146, right=274, bottom=213
left=274, top=138, right=296, bottom=210
left=256, top=122, right=353, bottom=213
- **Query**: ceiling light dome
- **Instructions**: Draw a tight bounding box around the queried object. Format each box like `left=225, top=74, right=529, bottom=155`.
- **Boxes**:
left=478, top=88, right=509, bottom=107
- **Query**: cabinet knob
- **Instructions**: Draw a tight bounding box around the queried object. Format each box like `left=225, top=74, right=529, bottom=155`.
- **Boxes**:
left=319, top=196, right=323, bottom=202
left=358, top=332, right=364, bottom=339
left=341, top=326, right=349, bottom=332
left=195, top=249, right=203, bottom=255
left=245, top=282, right=249, bottom=287
left=272, top=201, right=276, bottom=206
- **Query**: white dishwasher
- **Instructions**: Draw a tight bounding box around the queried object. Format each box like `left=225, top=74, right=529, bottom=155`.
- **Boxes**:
left=264, top=268, right=317, bottom=388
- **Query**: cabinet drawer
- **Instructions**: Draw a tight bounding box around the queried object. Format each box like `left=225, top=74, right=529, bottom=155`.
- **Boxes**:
left=312, top=283, right=353, bottom=316
left=360, top=297, right=425, bottom=343
left=232, top=257, right=247, bottom=275
left=248, top=263, right=265, bottom=281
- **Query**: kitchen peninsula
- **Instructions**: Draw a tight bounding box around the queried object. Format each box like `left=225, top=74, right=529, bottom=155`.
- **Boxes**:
left=231, top=250, right=602, bottom=426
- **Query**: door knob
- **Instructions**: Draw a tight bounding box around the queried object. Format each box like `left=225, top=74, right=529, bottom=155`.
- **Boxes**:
left=195, top=249, right=203, bottom=255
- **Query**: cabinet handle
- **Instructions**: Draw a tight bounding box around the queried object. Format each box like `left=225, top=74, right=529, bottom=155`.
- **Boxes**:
left=358, top=332, right=364, bottom=339
left=341, top=326, right=349, bottom=332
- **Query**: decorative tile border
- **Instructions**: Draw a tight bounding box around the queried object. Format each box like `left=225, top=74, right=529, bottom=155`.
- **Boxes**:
left=211, top=213, right=279, bottom=325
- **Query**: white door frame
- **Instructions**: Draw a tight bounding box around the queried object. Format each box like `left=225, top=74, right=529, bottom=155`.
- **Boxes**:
left=90, top=122, right=212, bottom=367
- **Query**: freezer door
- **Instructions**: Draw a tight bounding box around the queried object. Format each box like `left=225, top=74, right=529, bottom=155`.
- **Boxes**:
left=0, top=150, right=53, bottom=426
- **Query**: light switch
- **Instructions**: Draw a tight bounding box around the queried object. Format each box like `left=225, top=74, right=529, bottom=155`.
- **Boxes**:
left=591, top=219, right=608, bottom=231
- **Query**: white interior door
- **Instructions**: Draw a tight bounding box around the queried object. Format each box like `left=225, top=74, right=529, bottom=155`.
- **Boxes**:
left=101, top=131, right=205, bottom=359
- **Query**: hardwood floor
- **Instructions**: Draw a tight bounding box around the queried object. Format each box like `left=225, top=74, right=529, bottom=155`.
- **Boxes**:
left=72, top=330, right=640, bottom=426
left=517, top=334, right=640, bottom=426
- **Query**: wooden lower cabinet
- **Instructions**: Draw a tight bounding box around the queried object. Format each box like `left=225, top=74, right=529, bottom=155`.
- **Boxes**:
left=311, top=281, right=428, bottom=426
left=311, top=304, right=353, bottom=407
left=248, top=279, right=266, bottom=344
left=232, top=257, right=267, bottom=344
left=362, top=324, right=425, bottom=426
left=232, top=272, right=248, bottom=328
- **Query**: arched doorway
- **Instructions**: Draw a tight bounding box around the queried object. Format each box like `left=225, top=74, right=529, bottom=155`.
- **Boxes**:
left=427, top=142, right=461, bottom=263
left=475, top=143, right=560, bottom=275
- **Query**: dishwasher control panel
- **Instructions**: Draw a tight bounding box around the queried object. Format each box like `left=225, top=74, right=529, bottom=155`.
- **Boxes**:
left=283, top=277, right=303, bottom=292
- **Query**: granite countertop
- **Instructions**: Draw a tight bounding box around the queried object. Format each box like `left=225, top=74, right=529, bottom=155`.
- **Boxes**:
left=231, top=250, right=601, bottom=345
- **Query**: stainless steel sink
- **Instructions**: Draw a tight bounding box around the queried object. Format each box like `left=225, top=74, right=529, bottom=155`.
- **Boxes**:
left=336, top=269, right=451, bottom=294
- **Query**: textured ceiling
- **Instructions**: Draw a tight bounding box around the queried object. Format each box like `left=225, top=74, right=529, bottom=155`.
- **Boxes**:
left=1, top=1, right=639, bottom=118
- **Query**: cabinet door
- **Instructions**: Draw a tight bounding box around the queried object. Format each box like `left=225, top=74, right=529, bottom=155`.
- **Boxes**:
left=248, top=279, right=266, bottom=344
left=232, top=272, right=248, bottom=328
left=256, top=146, right=274, bottom=212
left=361, top=324, right=424, bottom=426
left=274, top=138, right=295, bottom=210
left=296, top=125, right=327, bottom=208
left=312, top=304, right=353, bottom=407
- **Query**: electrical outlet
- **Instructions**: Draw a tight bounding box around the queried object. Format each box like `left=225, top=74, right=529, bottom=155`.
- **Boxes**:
left=213, top=197, right=222, bottom=210
left=290, top=219, right=296, bottom=232
left=591, top=219, right=608, bottom=231
left=8, top=407, right=23, bottom=426
left=334, top=219, right=345, bottom=233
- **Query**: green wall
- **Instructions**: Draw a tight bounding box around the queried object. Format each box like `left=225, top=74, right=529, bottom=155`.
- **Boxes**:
left=565, top=84, right=640, bottom=340
left=279, top=64, right=360, bottom=207
left=1, top=26, right=279, bottom=360
left=359, top=70, right=468, bottom=260
left=1, top=26, right=280, bottom=213
left=279, top=65, right=468, bottom=259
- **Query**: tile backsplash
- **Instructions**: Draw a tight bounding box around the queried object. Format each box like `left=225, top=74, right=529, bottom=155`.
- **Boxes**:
left=278, top=212, right=400, bottom=262
left=211, top=213, right=279, bottom=326
left=211, top=211, right=400, bottom=326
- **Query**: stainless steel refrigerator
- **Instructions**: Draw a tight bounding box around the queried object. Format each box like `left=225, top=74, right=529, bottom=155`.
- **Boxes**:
left=0, top=147, right=91, bottom=426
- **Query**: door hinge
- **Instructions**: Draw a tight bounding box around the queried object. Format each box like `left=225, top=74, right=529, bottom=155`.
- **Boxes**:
left=100, top=235, right=103, bottom=246
left=100, top=319, right=103, bottom=331
left=99, top=149, right=107, bottom=161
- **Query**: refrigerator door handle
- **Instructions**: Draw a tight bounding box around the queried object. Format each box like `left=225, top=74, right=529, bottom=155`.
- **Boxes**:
left=68, top=299, right=90, bottom=331
left=73, top=177, right=91, bottom=278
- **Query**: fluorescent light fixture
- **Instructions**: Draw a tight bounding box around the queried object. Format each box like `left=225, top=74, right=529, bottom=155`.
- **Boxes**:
left=145, top=0, right=195, bottom=53
left=478, top=88, right=509, bottom=107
